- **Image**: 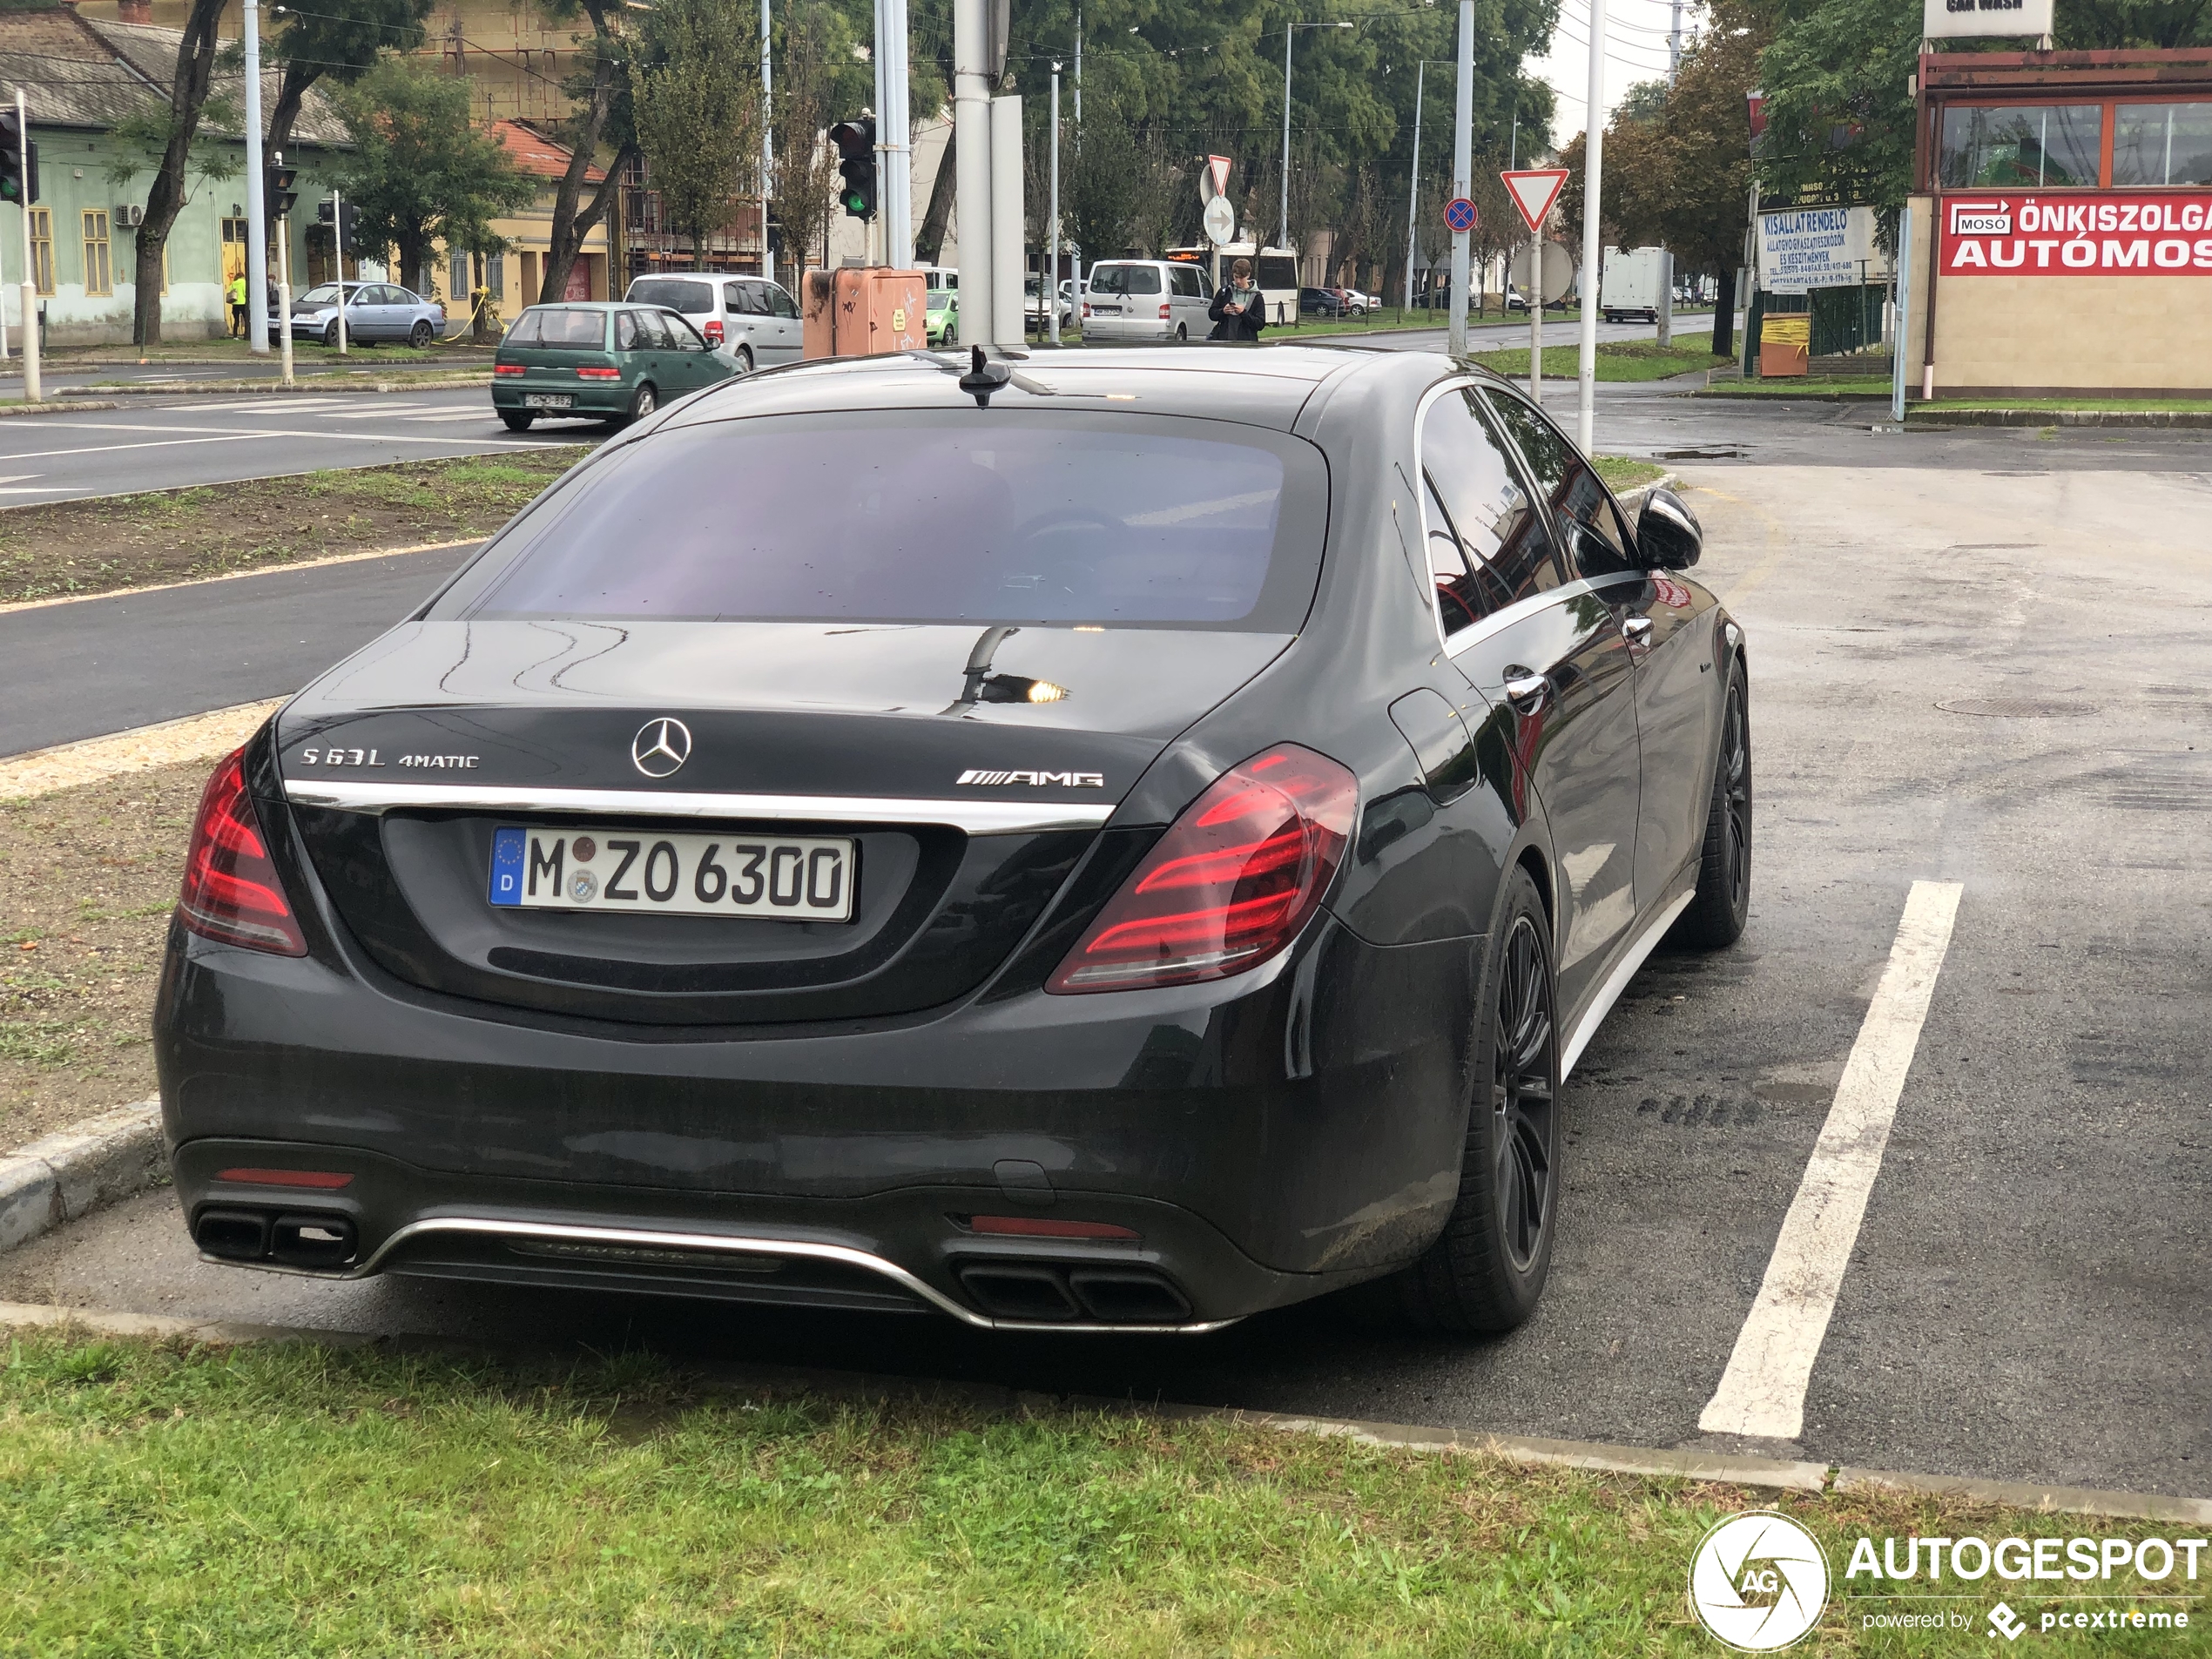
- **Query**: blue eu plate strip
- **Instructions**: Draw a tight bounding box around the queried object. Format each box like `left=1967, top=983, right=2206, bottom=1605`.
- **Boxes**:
left=489, top=827, right=526, bottom=906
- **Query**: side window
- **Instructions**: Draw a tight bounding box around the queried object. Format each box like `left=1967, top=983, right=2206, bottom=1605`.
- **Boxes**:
left=1482, top=391, right=1639, bottom=579
left=765, top=283, right=799, bottom=318
left=1173, top=266, right=1204, bottom=299
left=732, top=281, right=770, bottom=316
left=613, top=310, right=640, bottom=350
left=1419, top=388, right=1562, bottom=634
left=642, top=310, right=679, bottom=347
left=666, top=313, right=708, bottom=351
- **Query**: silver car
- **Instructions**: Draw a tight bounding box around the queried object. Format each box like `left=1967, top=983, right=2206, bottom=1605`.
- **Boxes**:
left=623, top=274, right=801, bottom=371
left=278, top=281, right=448, bottom=348
left=1080, top=260, right=1211, bottom=342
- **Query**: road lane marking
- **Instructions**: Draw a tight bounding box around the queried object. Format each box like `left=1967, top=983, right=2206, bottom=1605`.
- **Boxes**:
left=0, top=432, right=274, bottom=461
left=401, top=409, right=497, bottom=423
left=320, top=403, right=440, bottom=419
left=1697, top=880, right=1965, bottom=1443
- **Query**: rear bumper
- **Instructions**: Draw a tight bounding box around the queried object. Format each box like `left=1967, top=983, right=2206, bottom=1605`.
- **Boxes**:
left=491, top=385, right=630, bottom=417
left=156, top=909, right=1480, bottom=1329
left=1079, top=317, right=1177, bottom=341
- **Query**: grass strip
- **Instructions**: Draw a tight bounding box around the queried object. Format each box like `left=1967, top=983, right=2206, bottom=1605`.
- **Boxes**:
left=0, top=1330, right=2199, bottom=1656
left=1696, top=377, right=1894, bottom=398
left=1467, top=341, right=1731, bottom=382
left=1595, top=455, right=1666, bottom=491
left=0, top=448, right=584, bottom=606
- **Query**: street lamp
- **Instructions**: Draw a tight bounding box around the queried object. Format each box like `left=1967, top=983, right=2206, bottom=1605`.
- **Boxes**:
left=1402, top=57, right=1454, bottom=314
left=1280, top=19, right=1356, bottom=260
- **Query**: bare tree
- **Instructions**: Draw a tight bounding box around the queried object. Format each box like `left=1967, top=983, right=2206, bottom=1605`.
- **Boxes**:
left=131, top=0, right=228, bottom=346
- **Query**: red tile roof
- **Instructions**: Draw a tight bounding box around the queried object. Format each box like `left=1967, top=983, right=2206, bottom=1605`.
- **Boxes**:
left=493, top=120, right=604, bottom=184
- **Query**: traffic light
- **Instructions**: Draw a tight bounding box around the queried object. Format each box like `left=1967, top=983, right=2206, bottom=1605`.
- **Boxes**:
left=314, top=196, right=361, bottom=243
left=265, top=164, right=298, bottom=219
left=828, top=118, right=877, bottom=221
left=0, top=110, right=37, bottom=207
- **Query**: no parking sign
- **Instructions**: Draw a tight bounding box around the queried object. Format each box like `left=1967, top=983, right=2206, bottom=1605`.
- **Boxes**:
left=1445, top=197, right=1478, bottom=234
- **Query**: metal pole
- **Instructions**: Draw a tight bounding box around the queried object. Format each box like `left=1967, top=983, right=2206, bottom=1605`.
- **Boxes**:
left=889, top=0, right=912, bottom=267
left=1528, top=237, right=1541, bottom=401
left=333, top=186, right=348, bottom=354
left=953, top=0, right=992, bottom=342
left=1575, top=0, right=1605, bottom=452
left=1073, top=7, right=1081, bottom=124
left=1669, top=0, right=1682, bottom=80
left=1890, top=205, right=1912, bottom=423
left=16, top=89, right=37, bottom=402
left=760, top=0, right=772, bottom=280
left=277, top=192, right=294, bottom=386
left=244, top=0, right=269, bottom=352
left=1049, top=64, right=1061, bottom=345
left=1402, top=61, right=1424, bottom=315
left=1279, top=24, right=1293, bottom=253
left=1447, top=0, right=1472, bottom=359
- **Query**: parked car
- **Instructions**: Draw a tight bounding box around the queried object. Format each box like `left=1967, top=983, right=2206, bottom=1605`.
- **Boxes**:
left=156, top=345, right=1747, bottom=1338
left=623, top=273, right=802, bottom=371
left=926, top=287, right=958, bottom=346
left=1024, top=275, right=1073, bottom=330
left=490, top=301, right=744, bottom=430
left=1328, top=287, right=1374, bottom=314
left=277, top=281, right=447, bottom=348
left=1080, top=260, right=1209, bottom=341
left=1298, top=287, right=1345, bottom=318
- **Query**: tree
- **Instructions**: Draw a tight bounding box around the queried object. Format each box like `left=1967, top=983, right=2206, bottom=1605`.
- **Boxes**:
left=263, top=0, right=433, bottom=166
left=333, top=60, right=536, bottom=297
left=631, top=0, right=762, bottom=269
left=130, top=0, right=229, bottom=347
left=1062, top=96, right=1138, bottom=260
left=771, top=6, right=846, bottom=280
left=537, top=0, right=630, bottom=304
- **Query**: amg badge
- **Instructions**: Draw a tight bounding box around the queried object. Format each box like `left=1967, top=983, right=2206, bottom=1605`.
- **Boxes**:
left=957, top=769, right=1106, bottom=788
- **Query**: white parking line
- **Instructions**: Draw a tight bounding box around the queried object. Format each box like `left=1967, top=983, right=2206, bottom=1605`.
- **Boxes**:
left=1698, top=879, right=1965, bottom=1443
left=401, top=409, right=494, bottom=423
left=320, top=403, right=439, bottom=419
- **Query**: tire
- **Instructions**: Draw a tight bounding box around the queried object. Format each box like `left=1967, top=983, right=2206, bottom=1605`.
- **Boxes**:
left=409, top=320, right=433, bottom=348
left=1672, top=660, right=1752, bottom=949
left=734, top=345, right=754, bottom=374
left=322, top=320, right=341, bottom=348
left=499, top=411, right=535, bottom=432
left=1175, top=323, right=1188, bottom=342
left=620, top=381, right=658, bottom=427
left=1392, top=865, right=1561, bottom=1334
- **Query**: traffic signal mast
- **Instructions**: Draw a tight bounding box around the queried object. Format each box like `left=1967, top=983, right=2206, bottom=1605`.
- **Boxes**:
left=828, top=118, right=878, bottom=222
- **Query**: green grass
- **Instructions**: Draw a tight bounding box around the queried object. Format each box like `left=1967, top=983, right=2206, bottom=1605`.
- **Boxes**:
left=1, top=1330, right=2199, bottom=1656
left=1698, top=377, right=1893, bottom=398
left=1595, top=455, right=1667, bottom=491
left=1467, top=340, right=1730, bottom=382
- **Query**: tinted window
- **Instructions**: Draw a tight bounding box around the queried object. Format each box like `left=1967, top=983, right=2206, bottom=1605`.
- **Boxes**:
left=765, top=283, right=799, bottom=318
left=1482, top=390, right=1637, bottom=579
left=1090, top=264, right=1162, bottom=295
left=509, top=307, right=606, bottom=349
left=1420, top=388, right=1560, bottom=632
left=443, top=413, right=1325, bottom=631
left=630, top=278, right=717, bottom=314
left=728, top=280, right=770, bottom=315
left=1939, top=104, right=2102, bottom=188
left=1170, top=266, right=1205, bottom=298
left=1257, top=255, right=1298, bottom=290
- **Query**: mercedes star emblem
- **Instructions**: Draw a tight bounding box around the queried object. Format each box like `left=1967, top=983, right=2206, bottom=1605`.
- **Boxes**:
left=631, top=717, right=693, bottom=779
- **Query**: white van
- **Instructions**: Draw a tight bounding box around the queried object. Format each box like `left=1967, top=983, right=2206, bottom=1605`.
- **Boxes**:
left=1081, top=260, right=1211, bottom=342
left=623, top=274, right=802, bottom=371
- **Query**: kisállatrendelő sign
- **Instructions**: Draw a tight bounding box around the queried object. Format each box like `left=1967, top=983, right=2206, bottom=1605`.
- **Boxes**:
left=1756, top=206, right=1879, bottom=293
left=1940, top=192, right=2212, bottom=274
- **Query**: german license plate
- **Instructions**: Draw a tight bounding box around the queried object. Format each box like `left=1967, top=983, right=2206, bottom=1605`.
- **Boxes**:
left=523, top=393, right=575, bottom=409
left=489, top=826, right=853, bottom=921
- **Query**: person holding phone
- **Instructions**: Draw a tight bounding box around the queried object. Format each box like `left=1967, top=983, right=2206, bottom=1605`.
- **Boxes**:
left=1208, top=257, right=1266, bottom=342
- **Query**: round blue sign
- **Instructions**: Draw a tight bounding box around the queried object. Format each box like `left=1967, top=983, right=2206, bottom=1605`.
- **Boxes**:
left=1445, top=197, right=1479, bottom=233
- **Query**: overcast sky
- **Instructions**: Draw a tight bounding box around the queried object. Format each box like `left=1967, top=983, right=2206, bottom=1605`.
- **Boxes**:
left=1528, top=0, right=1695, bottom=152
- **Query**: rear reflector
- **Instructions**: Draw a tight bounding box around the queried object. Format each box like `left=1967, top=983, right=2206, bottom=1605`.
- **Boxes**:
left=968, top=1215, right=1139, bottom=1241
left=576, top=366, right=622, bottom=380
left=179, top=748, right=307, bottom=955
left=215, top=1168, right=354, bottom=1189
left=1047, top=743, right=1356, bottom=993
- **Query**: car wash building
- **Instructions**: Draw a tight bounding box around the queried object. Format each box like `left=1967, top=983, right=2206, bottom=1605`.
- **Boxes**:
left=1904, top=22, right=2212, bottom=397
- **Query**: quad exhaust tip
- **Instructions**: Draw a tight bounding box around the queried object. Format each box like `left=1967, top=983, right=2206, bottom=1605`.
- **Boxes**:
left=194, top=1206, right=358, bottom=1270
left=955, top=1261, right=1192, bottom=1325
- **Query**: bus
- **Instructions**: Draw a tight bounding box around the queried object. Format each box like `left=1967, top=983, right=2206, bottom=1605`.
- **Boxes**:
left=1163, top=243, right=1300, bottom=328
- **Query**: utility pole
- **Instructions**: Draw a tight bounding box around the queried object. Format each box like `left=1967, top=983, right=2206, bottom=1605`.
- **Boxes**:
left=244, top=0, right=269, bottom=353
left=1669, top=0, right=1683, bottom=79
left=877, top=0, right=911, bottom=267
left=953, top=0, right=992, bottom=341
left=1074, top=6, right=1081, bottom=123
left=275, top=155, right=294, bottom=386
left=1402, top=61, right=1425, bottom=314
left=760, top=0, right=772, bottom=280
left=333, top=186, right=347, bottom=354
left=15, top=89, right=37, bottom=402
left=1280, top=24, right=1294, bottom=253
left=1447, top=0, right=1472, bottom=358
left=1049, top=63, right=1062, bottom=345
left=1575, top=0, right=1606, bottom=451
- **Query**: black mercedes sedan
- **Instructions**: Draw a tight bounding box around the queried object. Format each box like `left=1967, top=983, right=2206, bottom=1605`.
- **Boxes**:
left=156, top=345, right=1749, bottom=1336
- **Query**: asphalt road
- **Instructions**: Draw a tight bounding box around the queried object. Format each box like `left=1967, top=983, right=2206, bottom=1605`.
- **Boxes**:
left=0, top=386, right=586, bottom=504
left=3, top=397, right=2209, bottom=1502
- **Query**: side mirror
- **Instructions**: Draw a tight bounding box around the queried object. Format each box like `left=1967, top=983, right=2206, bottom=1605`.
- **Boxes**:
left=1637, top=486, right=1703, bottom=570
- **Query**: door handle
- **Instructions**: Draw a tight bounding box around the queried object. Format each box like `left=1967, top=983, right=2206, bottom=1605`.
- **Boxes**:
left=1622, top=617, right=1654, bottom=644
left=1502, top=668, right=1550, bottom=714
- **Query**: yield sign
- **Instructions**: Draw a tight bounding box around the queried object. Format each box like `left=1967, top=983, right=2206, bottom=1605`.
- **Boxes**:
left=1203, top=154, right=1233, bottom=202
left=1501, top=167, right=1569, bottom=233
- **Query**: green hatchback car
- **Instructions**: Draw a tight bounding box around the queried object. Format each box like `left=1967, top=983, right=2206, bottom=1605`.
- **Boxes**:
left=492, top=301, right=747, bottom=431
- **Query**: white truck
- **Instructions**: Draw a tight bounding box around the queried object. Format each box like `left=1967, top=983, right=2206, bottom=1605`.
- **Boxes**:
left=1599, top=246, right=1668, bottom=324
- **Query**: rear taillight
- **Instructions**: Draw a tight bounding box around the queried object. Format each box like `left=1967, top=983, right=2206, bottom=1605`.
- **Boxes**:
left=705, top=320, right=725, bottom=344
left=1081, top=302, right=1092, bottom=319
left=1048, top=744, right=1356, bottom=995
left=493, top=362, right=524, bottom=376
left=178, top=748, right=306, bottom=956
left=576, top=365, right=622, bottom=380
left=1158, top=302, right=1170, bottom=320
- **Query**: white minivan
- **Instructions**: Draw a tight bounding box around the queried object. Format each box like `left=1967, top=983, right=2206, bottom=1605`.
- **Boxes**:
left=623, top=274, right=802, bottom=370
left=1081, top=260, right=1210, bottom=342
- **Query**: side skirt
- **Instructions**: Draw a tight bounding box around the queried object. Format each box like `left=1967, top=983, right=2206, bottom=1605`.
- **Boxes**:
left=1558, top=887, right=1696, bottom=1080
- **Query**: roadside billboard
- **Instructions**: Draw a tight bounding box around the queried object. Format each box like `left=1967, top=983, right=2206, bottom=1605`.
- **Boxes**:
left=1939, top=191, right=2212, bottom=273
left=1756, top=206, right=1883, bottom=293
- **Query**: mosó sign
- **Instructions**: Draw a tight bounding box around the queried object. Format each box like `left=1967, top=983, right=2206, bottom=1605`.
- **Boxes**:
left=1941, top=192, right=2212, bottom=275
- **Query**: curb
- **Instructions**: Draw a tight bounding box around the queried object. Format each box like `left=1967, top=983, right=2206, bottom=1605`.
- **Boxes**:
left=1905, top=407, right=2212, bottom=428
left=1693, top=388, right=1890, bottom=402
left=0, top=1099, right=165, bottom=1255
left=61, top=377, right=496, bottom=396
left=0, top=400, right=122, bottom=417
left=0, top=1294, right=2202, bottom=1525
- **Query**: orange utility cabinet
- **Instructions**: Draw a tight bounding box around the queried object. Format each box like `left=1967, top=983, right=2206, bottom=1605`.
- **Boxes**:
left=803, top=267, right=927, bottom=359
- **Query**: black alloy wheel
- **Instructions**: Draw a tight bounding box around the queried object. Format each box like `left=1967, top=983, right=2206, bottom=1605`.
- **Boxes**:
left=1393, top=865, right=1561, bottom=1333
left=409, top=320, right=434, bottom=347
left=1673, top=662, right=1751, bottom=948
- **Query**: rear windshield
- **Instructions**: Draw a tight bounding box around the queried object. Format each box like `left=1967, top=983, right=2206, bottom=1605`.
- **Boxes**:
left=629, top=279, right=717, bottom=314
left=1089, top=265, right=1162, bottom=295
left=438, top=411, right=1326, bottom=631
left=506, top=308, right=607, bottom=349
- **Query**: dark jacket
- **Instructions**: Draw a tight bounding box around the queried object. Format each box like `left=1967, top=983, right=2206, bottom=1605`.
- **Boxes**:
left=1208, top=284, right=1266, bottom=341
